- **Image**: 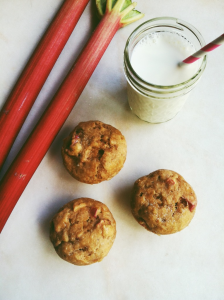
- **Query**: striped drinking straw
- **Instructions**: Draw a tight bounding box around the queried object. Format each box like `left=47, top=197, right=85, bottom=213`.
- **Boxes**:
left=182, top=33, right=224, bottom=64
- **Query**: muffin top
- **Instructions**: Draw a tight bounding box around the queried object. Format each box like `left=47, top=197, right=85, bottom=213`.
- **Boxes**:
left=131, top=169, right=197, bottom=235
left=50, top=198, right=116, bottom=266
left=61, top=120, right=127, bottom=184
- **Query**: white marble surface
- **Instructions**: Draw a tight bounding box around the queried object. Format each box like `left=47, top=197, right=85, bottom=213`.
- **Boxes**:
left=0, top=0, right=224, bottom=299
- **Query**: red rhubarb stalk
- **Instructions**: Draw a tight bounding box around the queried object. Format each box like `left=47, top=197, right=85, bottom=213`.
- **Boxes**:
left=0, top=0, right=144, bottom=232
left=0, top=0, right=89, bottom=170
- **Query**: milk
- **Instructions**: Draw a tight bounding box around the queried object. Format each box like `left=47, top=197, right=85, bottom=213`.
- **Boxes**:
left=125, top=29, right=205, bottom=123
left=131, top=32, right=200, bottom=86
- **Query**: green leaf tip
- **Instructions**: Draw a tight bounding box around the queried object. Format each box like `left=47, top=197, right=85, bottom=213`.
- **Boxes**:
left=96, top=0, right=144, bottom=27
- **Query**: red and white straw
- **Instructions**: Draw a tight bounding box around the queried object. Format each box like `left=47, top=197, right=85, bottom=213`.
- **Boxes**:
left=182, top=33, right=224, bottom=64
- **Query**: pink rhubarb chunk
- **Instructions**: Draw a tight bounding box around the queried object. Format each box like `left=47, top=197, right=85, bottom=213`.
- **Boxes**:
left=165, top=178, right=175, bottom=185
left=181, top=197, right=196, bottom=212
left=187, top=200, right=196, bottom=212
left=71, top=135, right=79, bottom=145
left=90, top=207, right=99, bottom=218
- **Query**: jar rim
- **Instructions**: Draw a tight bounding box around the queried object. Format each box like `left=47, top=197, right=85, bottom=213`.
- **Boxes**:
left=124, top=16, right=207, bottom=92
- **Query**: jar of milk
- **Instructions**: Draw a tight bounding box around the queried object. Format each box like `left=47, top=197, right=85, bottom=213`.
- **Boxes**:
left=124, top=17, right=207, bottom=123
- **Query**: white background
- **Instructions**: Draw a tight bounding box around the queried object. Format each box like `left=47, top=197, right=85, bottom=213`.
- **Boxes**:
left=0, top=0, right=224, bottom=299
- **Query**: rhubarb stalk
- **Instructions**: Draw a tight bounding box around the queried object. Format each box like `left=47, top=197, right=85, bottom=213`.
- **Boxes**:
left=0, top=0, right=90, bottom=170
left=0, top=0, right=143, bottom=233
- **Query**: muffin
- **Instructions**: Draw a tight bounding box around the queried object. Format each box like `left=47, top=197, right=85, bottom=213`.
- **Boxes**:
left=50, top=198, right=116, bottom=266
left=61, top=121, right=127, bottom=184
left=131, top=169, right=197, bottom=235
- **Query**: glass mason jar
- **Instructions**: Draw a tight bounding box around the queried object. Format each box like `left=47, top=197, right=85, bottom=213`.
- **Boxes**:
left=124, top=17, right=207, bottom=123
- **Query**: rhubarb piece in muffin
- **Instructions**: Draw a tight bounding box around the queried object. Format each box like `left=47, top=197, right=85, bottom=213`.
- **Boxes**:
left=50, top=198, right=116, bottom=266
left=131, top=169, right=197, bottom=235
left=61, top=120, right=127, bottom=184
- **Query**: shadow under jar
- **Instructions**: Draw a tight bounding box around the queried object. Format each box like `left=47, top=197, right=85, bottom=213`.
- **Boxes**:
left=124, top=17, right=207, bottom=123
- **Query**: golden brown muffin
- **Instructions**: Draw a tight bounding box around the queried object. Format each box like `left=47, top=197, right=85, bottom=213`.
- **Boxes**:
left=50, top=198, right=116, bottom=266
left=61, top=121, right=127, bottom=184
left=131, top=169, right=197, bottom=235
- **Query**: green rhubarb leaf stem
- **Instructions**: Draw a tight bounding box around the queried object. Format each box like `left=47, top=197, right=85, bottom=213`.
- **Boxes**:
left=106, top=0, right=113, bottom=12
left=120, top=2, right=137, bottom=19
left=97, top=0, right=144, bottom=27
left=113, top=0, right=126, bottom=13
